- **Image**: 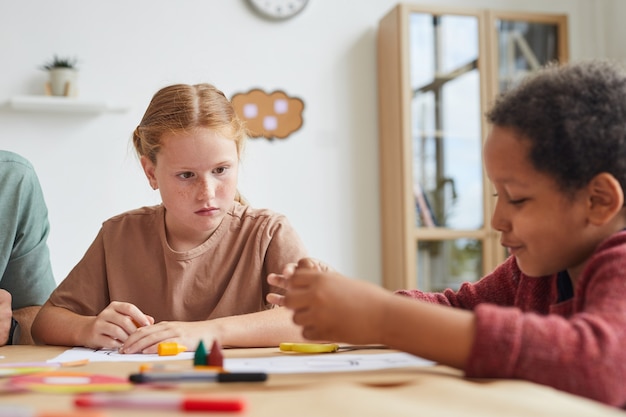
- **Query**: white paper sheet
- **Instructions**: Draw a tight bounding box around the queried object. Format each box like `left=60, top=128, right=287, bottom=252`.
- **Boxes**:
left=49, top=348, right=194, bottom=363
left=224, top=352, right=434, bottom=374
left=48, top=347, right=434, bottom=374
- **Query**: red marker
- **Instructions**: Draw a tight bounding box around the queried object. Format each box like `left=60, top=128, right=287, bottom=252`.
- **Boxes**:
left=75, top=393, right=245, bottom=412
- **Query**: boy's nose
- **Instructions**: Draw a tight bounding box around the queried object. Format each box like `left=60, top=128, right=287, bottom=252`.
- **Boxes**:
left=490, top=200, right=510, bottom=233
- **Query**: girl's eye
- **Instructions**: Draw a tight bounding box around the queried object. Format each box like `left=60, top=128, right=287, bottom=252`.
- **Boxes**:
left=509, top=198, right=527, bottom=205
left=178, top=172, right=195, bottom=179
left=214, top=167, right=227, bottom=174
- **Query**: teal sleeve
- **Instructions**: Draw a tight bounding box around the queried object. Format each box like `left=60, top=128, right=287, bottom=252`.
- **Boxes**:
left=0, top=151, right=56, bottom=309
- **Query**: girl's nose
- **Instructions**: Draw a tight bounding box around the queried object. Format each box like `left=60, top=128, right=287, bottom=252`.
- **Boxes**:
left=197, top=177, right=215, bottom=200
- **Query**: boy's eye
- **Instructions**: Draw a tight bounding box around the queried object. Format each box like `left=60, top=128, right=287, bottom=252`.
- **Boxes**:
left=214, top=167, right=227, bottom=174
left=178, top=172, right=195, bottom=179
left=492, top=192, right=526, bottom=205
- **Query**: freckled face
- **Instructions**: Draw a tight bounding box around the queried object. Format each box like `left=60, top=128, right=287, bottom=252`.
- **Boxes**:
left=141, top=128, right=239, bottom=249
left=484, top=126, right=594, bottom=278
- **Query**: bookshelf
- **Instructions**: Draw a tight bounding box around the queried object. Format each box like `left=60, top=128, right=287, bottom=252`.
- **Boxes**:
left=377, top=4, right=568, bottom=291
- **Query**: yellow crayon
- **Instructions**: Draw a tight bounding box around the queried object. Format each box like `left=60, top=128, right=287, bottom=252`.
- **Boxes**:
left=157, top=342, right=187, bottom=356
left=279, top=342, right=339, bottom=353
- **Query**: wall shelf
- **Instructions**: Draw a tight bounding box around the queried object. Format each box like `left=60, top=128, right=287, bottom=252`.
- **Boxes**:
left=3, top=95, right=128, bottom=114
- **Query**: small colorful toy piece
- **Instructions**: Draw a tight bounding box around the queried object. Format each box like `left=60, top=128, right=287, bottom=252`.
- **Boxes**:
left=157, top=342, right=187, bottom=356
left=208, top=340, right=224, bottom=368
left=194, top=341, right=208, bottom=367
left=193, top=340, right=223, bottom=371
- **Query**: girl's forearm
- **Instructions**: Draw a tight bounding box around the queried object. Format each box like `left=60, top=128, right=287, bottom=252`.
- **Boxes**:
left=32, top=303, right=90, bottom=347
left=210, top=307, right=307, bottom=347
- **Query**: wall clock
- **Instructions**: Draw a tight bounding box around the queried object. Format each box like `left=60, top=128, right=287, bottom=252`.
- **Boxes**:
left=246, top=0, right=309, bottom=21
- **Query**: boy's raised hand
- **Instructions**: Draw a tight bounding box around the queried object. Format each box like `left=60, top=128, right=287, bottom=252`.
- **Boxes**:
left=267, top=258, right=331, bottom=306
left=268, top=261, right=391, bottom=345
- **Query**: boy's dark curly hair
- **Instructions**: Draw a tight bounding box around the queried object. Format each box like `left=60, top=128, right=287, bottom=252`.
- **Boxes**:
left=486, top=60, right=626, bottom=196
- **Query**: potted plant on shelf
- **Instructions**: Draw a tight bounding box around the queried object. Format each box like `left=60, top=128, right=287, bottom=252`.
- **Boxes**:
left=40, top=55, right=79, bottom=97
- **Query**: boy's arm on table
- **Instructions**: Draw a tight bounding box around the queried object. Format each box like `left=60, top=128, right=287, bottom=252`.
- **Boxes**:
left=270, top=268, right=476, bottom=370
left=380, top=292, right=475, bottom=369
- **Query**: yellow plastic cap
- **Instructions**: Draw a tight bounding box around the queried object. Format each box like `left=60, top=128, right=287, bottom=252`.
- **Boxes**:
left=157, top=342, right=187, bottom=356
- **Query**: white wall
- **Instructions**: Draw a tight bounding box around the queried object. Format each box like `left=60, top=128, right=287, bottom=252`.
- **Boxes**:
left=0, top=0, right=610, bottom=285
left=603, top=0, right=626, bottom=60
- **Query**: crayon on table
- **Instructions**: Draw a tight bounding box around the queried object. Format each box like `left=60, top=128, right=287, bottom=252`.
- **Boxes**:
left=157, top=342, right=187, bottom=356
left=0, top=359, right=89, bottom=368
left=279, top=342, right=340, bottom=353
left=0, top=405, right=107, bottom=417
left=76, top=393, right=246, bottom=412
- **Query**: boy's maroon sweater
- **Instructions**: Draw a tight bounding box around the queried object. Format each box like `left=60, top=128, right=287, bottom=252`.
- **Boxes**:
left=397, top=231, right=626, bottom=407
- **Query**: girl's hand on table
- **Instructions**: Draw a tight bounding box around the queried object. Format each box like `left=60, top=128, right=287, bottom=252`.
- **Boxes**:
left=79, top=301, right=154, bottom=350
left=119, top=320, right=210, bottom=354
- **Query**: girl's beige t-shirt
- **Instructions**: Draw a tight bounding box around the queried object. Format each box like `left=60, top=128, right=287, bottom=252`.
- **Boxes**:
left=48, top=203, right=307, bottom=322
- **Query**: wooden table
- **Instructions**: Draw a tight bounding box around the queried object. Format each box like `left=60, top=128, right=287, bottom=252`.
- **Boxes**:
left=0, top=345, right=624, bottom=417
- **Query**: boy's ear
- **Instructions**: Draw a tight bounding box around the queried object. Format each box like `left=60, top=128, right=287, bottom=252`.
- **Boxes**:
left=587, top=173, right=624, bottom=225
left=140, top=156, right=158, bottom=190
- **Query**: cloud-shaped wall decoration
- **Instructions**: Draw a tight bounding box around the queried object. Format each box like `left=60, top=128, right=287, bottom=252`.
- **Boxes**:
left=231, top=89, right=304, bottom=140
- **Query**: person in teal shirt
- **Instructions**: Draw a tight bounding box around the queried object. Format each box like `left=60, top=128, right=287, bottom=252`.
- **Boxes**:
left=0, top=150, right=56, bottom=344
